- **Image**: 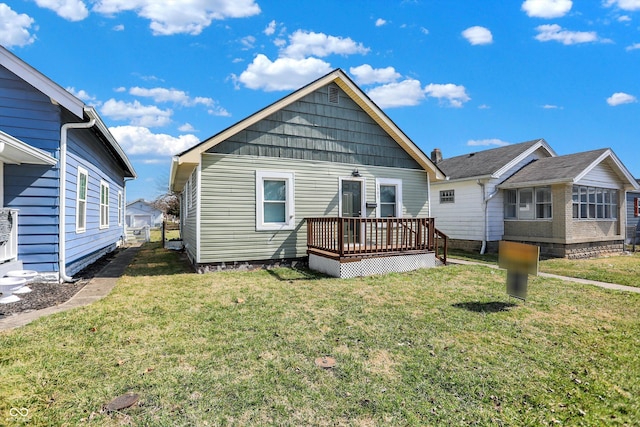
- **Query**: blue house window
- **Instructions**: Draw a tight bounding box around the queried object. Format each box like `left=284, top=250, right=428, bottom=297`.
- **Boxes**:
left=100, top=181, right=109, bottom=229
left=76, top=167, right=88, bottom=233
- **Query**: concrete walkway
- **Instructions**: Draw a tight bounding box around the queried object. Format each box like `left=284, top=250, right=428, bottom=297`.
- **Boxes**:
left=448, top=258, right=640, bottom=294
left=0, top=244, right=142, bottom=331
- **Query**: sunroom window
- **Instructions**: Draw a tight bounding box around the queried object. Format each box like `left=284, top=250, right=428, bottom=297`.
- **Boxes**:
left=504, top=187, right=552, bottom=220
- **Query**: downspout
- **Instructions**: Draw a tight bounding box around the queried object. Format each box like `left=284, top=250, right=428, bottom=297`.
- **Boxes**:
left=59, top=117, right=96, bottom=282
left=478, top=180, right=499, bottom=254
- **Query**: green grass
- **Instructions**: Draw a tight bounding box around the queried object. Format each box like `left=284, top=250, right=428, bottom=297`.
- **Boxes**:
left=539, top=252, right=640, bottom=287
left=449, top=249, right=640, bottom=288
left=1, top=243, right=639, bottom=425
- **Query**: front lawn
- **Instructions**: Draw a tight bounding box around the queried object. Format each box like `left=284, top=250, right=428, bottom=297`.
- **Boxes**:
left=450, top=249, right=640, bottom=288
left=1, top=243, right=639, bottom=425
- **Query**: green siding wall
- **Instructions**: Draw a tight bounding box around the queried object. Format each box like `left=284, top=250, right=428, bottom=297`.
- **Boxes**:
left=197, top=153, right=430, bottom=264
left=209, top=84, right=422, bottom=170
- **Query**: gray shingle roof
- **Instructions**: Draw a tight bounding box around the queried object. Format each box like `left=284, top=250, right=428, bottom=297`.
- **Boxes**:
left=500, top=149, right=610, bottom=186
left=436, top=139, right=545, bottom=180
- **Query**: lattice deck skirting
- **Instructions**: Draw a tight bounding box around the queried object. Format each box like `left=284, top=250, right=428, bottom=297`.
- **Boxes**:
left=309, top=252, right=437, bottom=278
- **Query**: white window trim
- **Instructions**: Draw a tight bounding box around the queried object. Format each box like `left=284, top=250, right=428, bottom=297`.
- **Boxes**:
left=100, top=180, right=109, bottom=229
left=117, top=191, right=123, bottom=226
left=76, top=167, right=88, bottom=233
left=256, top=170, right=295, bottom=231
left=376, top=178, right=403, bottom=218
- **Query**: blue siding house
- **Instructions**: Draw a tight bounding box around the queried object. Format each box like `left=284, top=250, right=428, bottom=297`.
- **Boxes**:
left=0, top=46, right=136, bottom=281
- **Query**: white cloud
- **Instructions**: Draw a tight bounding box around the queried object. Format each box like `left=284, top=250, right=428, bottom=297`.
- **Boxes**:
left=367, top=79, right=425, bottom=108
left=178, top=123, right=196, bottom=132
left=101, top=99, right=173, bottom=127
left=109, top=125, right=200, bottom=156
left=349, top=65, right=401, bottom=85
left=66, top=87, right=100, bottom=105
left=113, top=24, right=125, bottom=31
left=375, top=18, right=387, bottom=27
left=35, top=0, right=89, bottom=21
left=618, top=15, right=631, bottom=22
left=424, top=83, right=471, bottom=107
left=626, top=42, right=640, bottom=50
left=521, top=0, right=572, bottom=18
left=542, top=104, right=562, bottom=109
left=236, top=54, right=333, bottom=91
left=534, top=24, right=598, bottom=44
left=208, top=105, right=231, bottom=117
left=467, top=139, right=510, bottom=147
left=264, top=19, right=276, bottom=36
left=0, top=4, right=37, bottom=47
left=606, top=92, right=637, bottom=106
left=92, top=0, right=261, bottom=36
left=280, top=30, right=370, bottom=59
left=605, top=0, right=640, bottom=11
left=420, top=27, right=429, bottom=35
left=240, top=35, right=256, bottom=50
left=129, top=87, right=214, bottom=107
left=462, top=26, right=493, bottom=45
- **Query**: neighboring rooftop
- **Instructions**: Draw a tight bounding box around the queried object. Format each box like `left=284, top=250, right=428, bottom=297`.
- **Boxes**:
left=435, top=139, right=550, bottom=180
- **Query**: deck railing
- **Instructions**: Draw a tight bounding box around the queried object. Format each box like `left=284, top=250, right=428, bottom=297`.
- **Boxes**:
left=306, top=217, right=447, bottom=264
left=0, top=209, right=18, bottom=264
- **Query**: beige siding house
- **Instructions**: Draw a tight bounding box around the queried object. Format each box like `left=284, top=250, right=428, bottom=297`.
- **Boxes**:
left=432, top=141, right=639, bottom=258
left=169, top=69, right=447, bottom=276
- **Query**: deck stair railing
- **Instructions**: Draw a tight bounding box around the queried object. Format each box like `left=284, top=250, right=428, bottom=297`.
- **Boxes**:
left=306, top=217, right=447, bottom=264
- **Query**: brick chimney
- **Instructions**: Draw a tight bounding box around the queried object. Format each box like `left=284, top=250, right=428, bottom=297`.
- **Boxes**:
left=430, top=148, right=442, bottom=164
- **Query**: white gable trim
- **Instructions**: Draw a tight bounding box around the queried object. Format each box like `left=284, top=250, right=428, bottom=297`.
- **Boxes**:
left=0, top=130, right=57, bottom=165
left=574, top=149, right=639, bottom=190
left=492, top=139, right=556, bottom=178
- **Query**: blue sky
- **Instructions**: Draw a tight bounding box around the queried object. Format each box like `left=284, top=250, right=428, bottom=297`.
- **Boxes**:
left=2, top=0, right=639, bottom=202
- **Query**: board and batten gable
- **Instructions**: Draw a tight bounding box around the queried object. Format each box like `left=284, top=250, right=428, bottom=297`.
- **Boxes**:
left=198, top=154, right=430, bottom=264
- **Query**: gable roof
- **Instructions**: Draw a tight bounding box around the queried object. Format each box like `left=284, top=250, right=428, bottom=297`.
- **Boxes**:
left=435, top=139, right=556, bottom=181
left=170, top=69, right=446, bottom=192
left=499, top=148, right=639, bottom=190
left=0, top=46, right=136, bottom=178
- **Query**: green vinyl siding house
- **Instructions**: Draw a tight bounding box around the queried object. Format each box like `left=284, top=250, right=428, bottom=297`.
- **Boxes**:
left=169, top=69, right=447, bottom=277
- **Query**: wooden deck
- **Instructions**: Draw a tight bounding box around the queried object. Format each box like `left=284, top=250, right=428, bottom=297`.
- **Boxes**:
left=306, top=217, right=447, bottom=264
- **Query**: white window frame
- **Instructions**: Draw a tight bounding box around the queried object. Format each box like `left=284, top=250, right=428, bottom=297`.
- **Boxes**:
left=76, top=167, right=88, bottom=233
left=439, top=189, right=455, bottom=203
left=376, top=178, right=403, bottom=218
left=117, top=191, right=123, bottom=226
left=100, top=180, right=109, bottom=229
left=256, top=171, right=295, bottom=231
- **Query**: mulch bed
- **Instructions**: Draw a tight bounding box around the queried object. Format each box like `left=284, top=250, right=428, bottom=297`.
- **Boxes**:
left=0, top=250, right=121, bottom=318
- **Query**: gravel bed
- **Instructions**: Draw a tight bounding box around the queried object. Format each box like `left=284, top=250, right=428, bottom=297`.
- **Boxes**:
left=0, top=250, right=120, bottom=318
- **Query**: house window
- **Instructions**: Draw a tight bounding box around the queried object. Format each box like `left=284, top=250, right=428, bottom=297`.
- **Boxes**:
left=504, top=186, right=552, bottom=220
left=100, top=181, right=109, bottom=229
left=118, top=191, right=123, bottom=226
left=572, top=185, right=617, bottom=220
left=376, top=178, right=403, bottom=218
left=635, top=197, right=639, bottom=217
left=76, top=167, right=88, bottom=233
left=439, top=190, right=455, bottom=203
left=504, top=189, right=517, bottom=219
left=256, top=171, right=295, bottom=231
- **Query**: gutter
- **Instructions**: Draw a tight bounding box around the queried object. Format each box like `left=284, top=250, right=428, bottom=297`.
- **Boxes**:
left=59, top=117, right=96, bottom=282
left=478, top=180, right=499, bottom=255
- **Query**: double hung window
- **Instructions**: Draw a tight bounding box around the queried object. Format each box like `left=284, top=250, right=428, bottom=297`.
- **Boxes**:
left=256, top=171, right=295, bottom=230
